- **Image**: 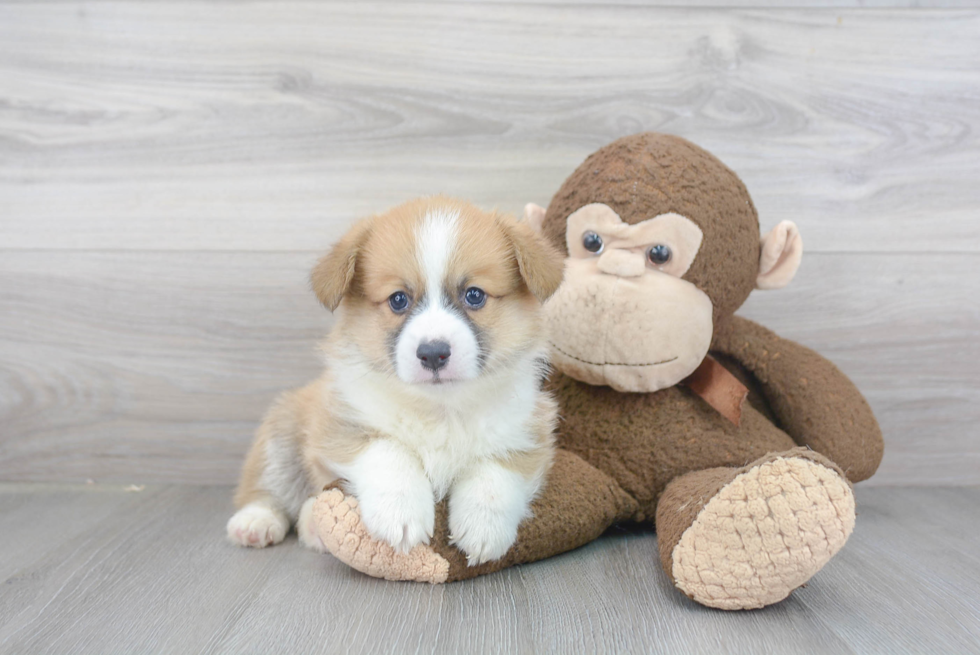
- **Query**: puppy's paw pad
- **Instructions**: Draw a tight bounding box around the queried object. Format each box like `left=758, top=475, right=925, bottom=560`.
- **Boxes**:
left=227, top=504, right=289, bottom=548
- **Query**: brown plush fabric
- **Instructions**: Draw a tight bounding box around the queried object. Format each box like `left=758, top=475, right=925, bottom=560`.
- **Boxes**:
left=548, top=373, right=798, bottom=522
left=541, top=133, right=760, bottom=326
left=712, top=316, right=884, bottom=482
left=432, top=449, right=639, bottom=582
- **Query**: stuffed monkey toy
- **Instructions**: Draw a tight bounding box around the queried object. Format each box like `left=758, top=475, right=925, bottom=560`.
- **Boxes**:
left=306, top=133, right=884, bottom=610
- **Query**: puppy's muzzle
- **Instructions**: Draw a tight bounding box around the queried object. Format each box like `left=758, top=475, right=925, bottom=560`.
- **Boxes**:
left=417, top=340, right=451, bottom=371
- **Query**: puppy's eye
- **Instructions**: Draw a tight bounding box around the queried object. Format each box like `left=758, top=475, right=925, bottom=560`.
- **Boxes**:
left=582, top=231, right=603, bottom=254
left=388, top=291, right=410, bottom=313
left=647, top=244, right=672, bottom=266
left=463, top=287, right=487, bottom=309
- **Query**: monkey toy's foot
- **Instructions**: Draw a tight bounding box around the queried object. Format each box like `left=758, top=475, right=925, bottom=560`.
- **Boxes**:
left=658, top=449, right=856, bottom=610
left=309, top=487, right=451, bottom=583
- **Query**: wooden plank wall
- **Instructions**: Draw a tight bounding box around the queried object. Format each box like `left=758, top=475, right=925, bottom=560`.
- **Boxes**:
left=1, top=2, right=978, bottom=486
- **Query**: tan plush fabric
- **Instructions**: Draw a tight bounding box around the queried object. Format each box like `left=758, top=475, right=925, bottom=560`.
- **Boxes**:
left=311, top=488, right=450, bottom=583
left=543, top=259, right=714, bottom=392
left=661, top=450, right=855, bottom=610
left=564, top=205, right=704, bottom=278
left=756, top=220, right=803, bottom=290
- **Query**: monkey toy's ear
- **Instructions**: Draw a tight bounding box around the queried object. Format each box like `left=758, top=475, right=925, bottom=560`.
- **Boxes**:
left=522, top=203, right=547, bottom=233
left=756, top=220, right=803, bottom=290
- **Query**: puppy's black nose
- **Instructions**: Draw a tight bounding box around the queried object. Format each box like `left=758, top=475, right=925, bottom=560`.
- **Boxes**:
left=417, top=340, right=451, bottom=371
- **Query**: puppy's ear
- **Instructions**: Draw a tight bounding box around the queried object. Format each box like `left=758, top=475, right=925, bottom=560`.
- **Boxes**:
left=500, top=216, right=565, bottom=302
left=311, top=219, right=372, bottom=311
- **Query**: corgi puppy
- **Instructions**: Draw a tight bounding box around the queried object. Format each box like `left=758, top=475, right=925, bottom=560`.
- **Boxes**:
left=227, top=197, right=564, bottom=565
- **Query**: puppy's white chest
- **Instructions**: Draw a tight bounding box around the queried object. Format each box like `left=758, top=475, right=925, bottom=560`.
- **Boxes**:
left=331, top=356, right=543, bottom=498
left=399, top=415, right=488, bottom=499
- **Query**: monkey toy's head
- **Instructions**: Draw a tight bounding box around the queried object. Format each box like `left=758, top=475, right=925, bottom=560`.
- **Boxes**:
left=525, top=133, right=803, bottom=393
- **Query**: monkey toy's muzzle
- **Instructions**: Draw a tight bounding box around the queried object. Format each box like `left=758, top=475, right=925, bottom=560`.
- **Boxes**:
left=543, top=260, right=713, bottom=393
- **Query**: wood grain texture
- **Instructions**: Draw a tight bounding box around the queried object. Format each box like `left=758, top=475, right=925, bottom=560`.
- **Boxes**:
left=7, top=0, right=980, bottom=6
left=0, top=4, right=978, bottom=252
left=1, top=250, right=977, bottom=486
left=0, top=2, right=978, bottom=487
left=0, top=483, right=977, bottom=654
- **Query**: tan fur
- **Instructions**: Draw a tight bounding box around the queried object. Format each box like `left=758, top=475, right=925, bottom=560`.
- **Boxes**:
left=233, top=376, right=370, bottom=511
left=311, top=219, right=373, bottom=311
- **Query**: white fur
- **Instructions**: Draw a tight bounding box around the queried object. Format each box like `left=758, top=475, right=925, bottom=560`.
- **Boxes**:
left=227, top=500, right=290, bottom=548
left=417, top=207, right=458, bottom=300
left=258, top=435, right=314, bottom=520
left=394, top=208, right=481, bottom=384
left=297, top=496, right=327, bottom=553
left=331, top=344, right=547, bottom=500
left=449, top=460, right=543, bottom=565
left=326, top=342, right=549, bottom=560
left=395, top=303, right=480, bottom=384
left=332, top=439, right=436, bottom=553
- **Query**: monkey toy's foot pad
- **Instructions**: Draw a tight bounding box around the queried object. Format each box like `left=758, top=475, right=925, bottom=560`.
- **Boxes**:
left=670, top=456, right=856, bottom=610
left=311, top=488, right=450, bottom=583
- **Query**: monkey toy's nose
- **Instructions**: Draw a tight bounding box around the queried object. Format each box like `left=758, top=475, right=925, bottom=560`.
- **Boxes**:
left=417, top=340, right=451, bottom=371
left=598, top=249, right=646, bottom=277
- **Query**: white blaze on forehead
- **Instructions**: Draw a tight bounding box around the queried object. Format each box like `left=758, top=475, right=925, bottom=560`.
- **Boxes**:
left=394, top=206, right=479, bottom=384
left=416, top=207, right=460, bottom=306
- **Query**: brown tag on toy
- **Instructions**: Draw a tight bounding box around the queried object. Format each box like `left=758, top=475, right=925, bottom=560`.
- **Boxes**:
left=683, top=355, right=749, bottom=426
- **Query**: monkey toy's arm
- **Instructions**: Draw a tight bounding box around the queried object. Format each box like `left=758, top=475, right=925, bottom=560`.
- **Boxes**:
left=712, top=315, right=884, bottom=482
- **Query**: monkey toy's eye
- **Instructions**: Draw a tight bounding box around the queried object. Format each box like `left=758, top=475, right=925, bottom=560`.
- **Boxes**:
left=388, top=291, right=410, bottom=313
left=463, top=287, right=487, bottom=309
left=582, top=231, right=604, bottom=254
left=647, top=244, right=672, bottom=266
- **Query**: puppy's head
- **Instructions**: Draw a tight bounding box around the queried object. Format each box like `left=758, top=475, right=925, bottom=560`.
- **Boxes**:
left=312, top=197, right=564, bottom=387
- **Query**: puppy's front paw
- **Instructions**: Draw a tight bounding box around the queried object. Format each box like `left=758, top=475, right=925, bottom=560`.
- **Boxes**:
left=227, top=502, right=289, bottom=548
left=449, top=508, right=519, bottom=566
left=358, top=483, right=435, bottom=554
left=449, top=465, right=533, bottom=566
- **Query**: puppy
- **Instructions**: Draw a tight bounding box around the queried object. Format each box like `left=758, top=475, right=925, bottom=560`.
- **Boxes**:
left=227, top=196, right=564, bottom=565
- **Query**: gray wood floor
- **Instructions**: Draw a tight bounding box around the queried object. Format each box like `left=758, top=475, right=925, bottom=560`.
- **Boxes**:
left=0, top=483, right=977, bottom=655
